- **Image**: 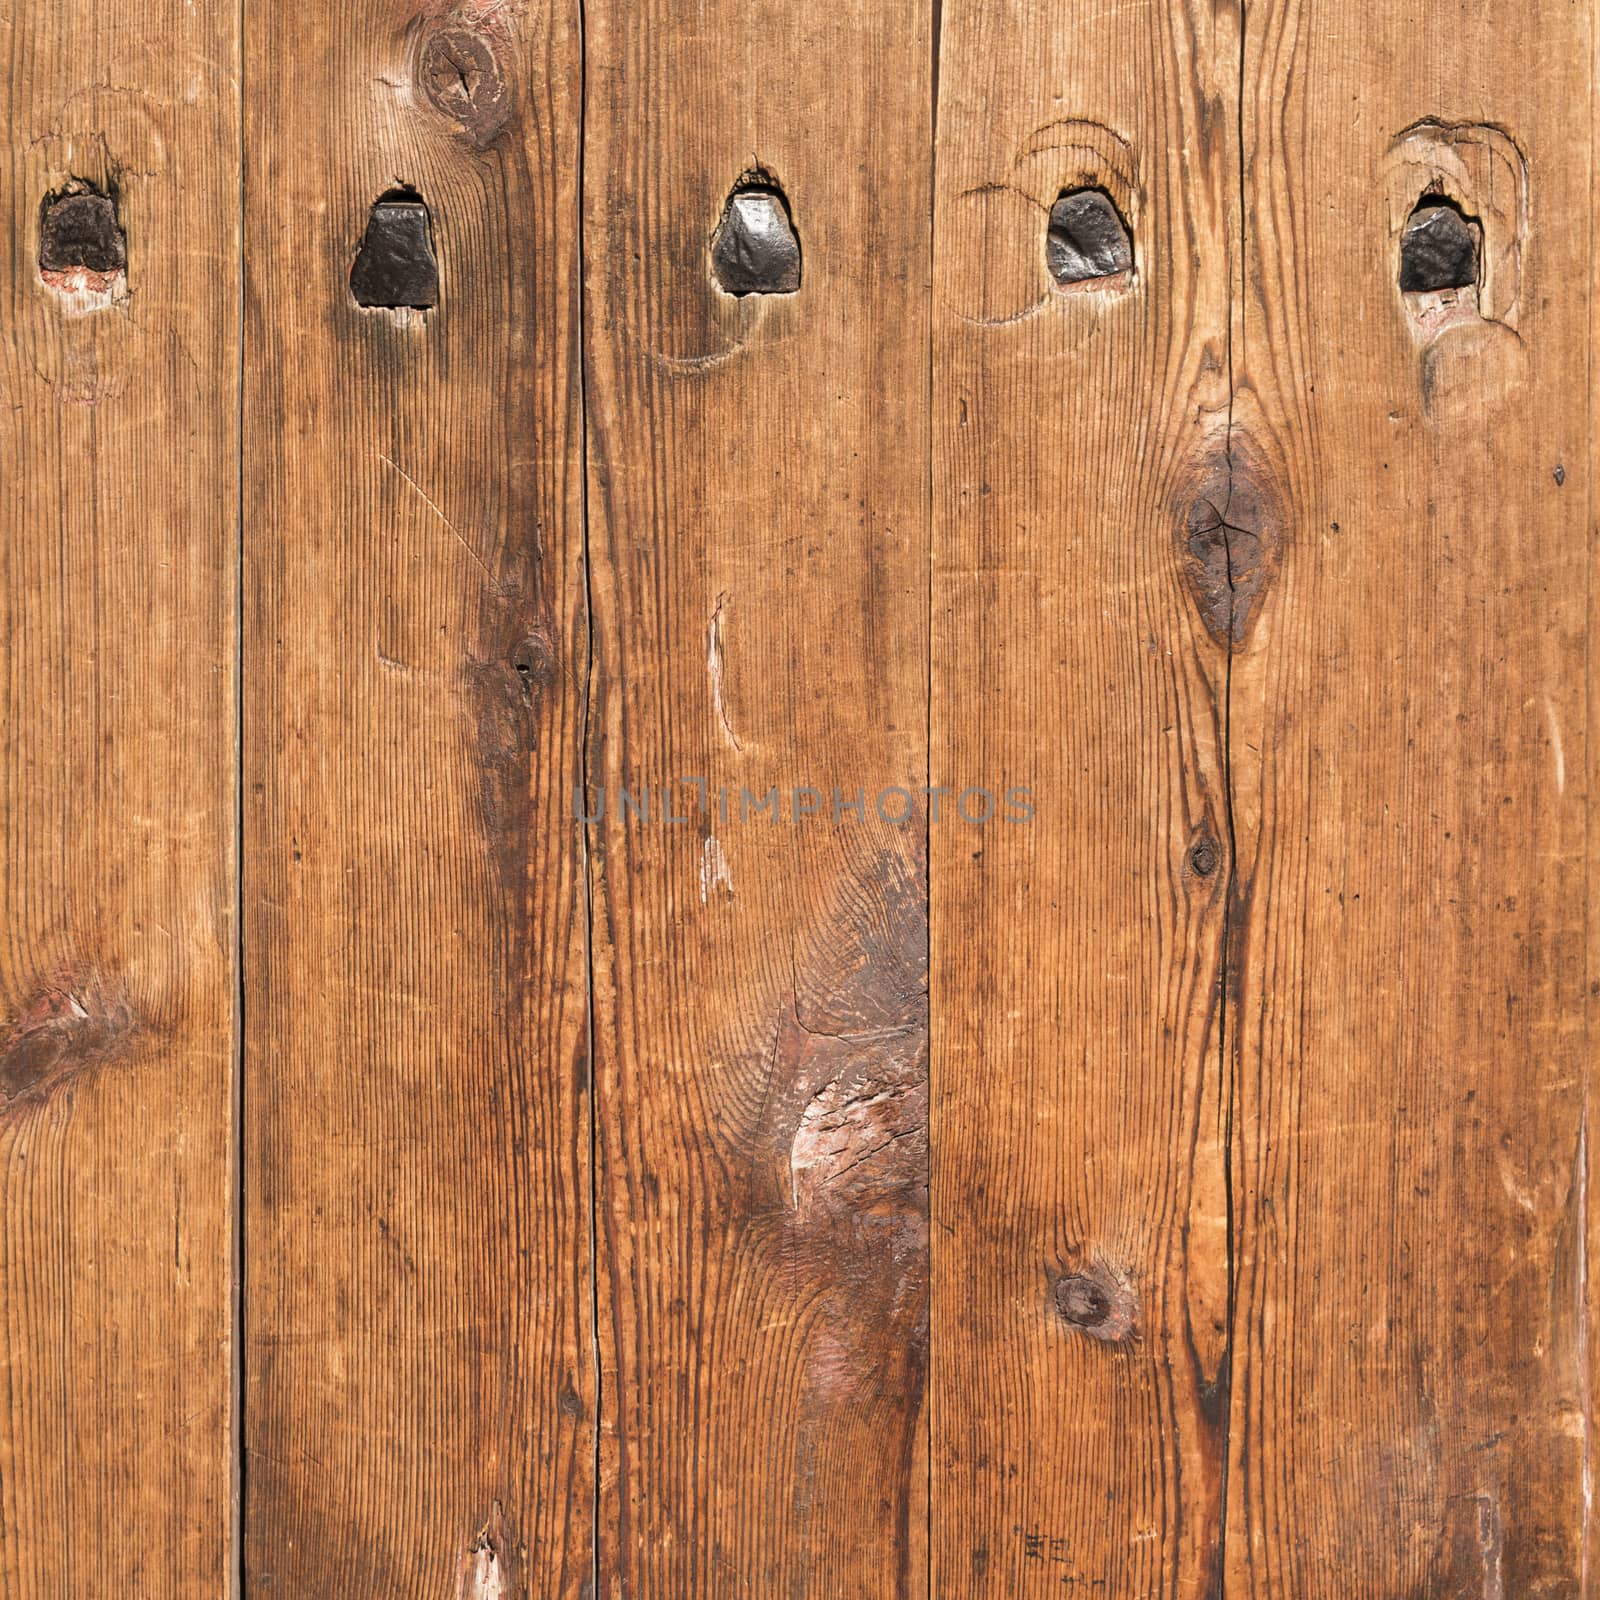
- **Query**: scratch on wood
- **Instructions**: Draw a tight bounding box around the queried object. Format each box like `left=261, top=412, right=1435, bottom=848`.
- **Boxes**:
left=1543, top=696, right=1565, bottom=795
left=699, top=835, right=734, bottom=903
left=789, top=1073, right=924, bottom=1213
left=707, top=591, right=744, bottom=751
left=1474, top=1491, right=1505, bottom=1600
left=456, top=1501, right=515, bottom=1599
left=774, top=850, right=929, bottom=1229
left=378, top=454, right=495, bottom=582
left=1580, top=1110, right=1592, bottom=1593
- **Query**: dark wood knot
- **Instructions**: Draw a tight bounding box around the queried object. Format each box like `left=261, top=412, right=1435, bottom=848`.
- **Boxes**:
left=1186, top=831, right=1220, bottom=879
left=1051, top=1263, right=1137, bottom=1343
left=1173, top=435, right=1283, bottom=652
left=418, top=24, right=514, bottom=148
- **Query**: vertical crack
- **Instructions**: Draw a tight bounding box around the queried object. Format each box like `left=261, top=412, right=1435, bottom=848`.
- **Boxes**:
left=1583, top=30, right=1596, bottom=1585
left=1210, top=2, right=1247, bottom=1593
left=232, top=0, right=248, bottom=1583
left=574, top=0, right=601, bottom=1591
left=924, top=3, right=941, bottom=1595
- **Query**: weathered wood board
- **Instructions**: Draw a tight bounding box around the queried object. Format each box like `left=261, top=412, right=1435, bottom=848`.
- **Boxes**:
left=930, top=0, right=1242, bottom=1591
left=0, top=2, right=241, bottom=1594
left=241, top=0, right=592, bottom=1592
left=581, top=0, right=933, bottom=1591
left=1225, top=5, right=1592, bottom=1593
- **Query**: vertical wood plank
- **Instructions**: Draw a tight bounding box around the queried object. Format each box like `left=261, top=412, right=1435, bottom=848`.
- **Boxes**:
left=0, top=1, right=240, bottom=1593
left=242, top=1, right=591, bottom=1592
left=1590, top=9, right=1600, bottom=1590
left=1227, top=1, right=1593, bottom=1592
left=582, top=0, right=933, bottom=1591
left=928, top=0, right=1242, bottom=1592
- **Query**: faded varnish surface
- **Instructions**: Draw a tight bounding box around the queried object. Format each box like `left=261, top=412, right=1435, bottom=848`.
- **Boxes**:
left=242, top=0, right=591, bottom=1593
left=0, top=0, right=239, bottom=1594
left=1, top=0, right=1594, bottom=1594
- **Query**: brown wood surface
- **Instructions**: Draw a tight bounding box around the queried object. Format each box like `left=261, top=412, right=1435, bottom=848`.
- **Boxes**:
left=0, top=2, right=240, bottom=1595
left=581, top=0, right=933, bottom=1592
left=1, top=0, right=1595, bottom=1593
left=241, top=1, right=592, bottom=1593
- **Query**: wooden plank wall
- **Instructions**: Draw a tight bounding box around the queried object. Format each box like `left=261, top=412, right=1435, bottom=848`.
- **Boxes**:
left=0, top=0, right=1593, bottom=1595
left=1227, top=4, right=1592, bottom=1593
left=932, top=1, right=1595, bottom=1597
left=930, top=0, right=1240, bottom=1591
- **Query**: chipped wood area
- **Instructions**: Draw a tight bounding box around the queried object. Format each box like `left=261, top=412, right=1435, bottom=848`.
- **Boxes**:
left=1, top=0, right=1595, bottom=1595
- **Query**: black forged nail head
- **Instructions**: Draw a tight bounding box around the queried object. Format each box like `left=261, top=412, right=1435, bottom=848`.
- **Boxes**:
left=1047, top=189, right=1132, bottom=285
left=1399, top=201, right=1479, bottom=293
left=711, top=187, right=801, bottom=296
left=40, top=190, right=125, bottom=275
left=351, top=193, right=439, bottom=310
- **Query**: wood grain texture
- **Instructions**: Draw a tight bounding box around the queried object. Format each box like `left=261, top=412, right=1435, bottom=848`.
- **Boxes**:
left=929, top=0, right=1242, bottom=1593
left=581, top=0, right=933, bottom=1592
left=242, top=0, right=592, bottom=1593
left=5, top=0, right=1595, bottom=1591
left=1225, top=2, right=1593, bottom=1593
left=0, top=1, right=240, bottom=1594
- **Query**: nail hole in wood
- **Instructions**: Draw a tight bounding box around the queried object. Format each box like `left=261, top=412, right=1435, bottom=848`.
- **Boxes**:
left=350, top=187, right=439, bottom=311
left=711, top=177, right=801, bottom=297
left=509, top=632, right=555, bottom=695
left=1399, top=196, right=1479, bottom=293
left=39, top=182, right=127, bottom=306
left=1046, top=188, right=1132, bottom=287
